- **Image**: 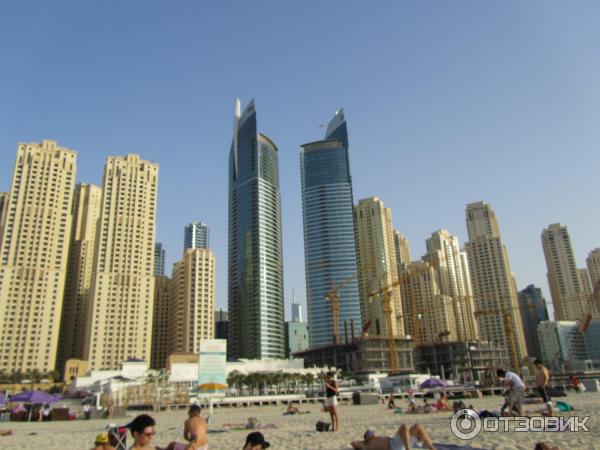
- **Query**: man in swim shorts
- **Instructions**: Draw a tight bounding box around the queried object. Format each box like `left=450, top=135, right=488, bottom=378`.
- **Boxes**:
left=350, top=423, right=436, bottom=450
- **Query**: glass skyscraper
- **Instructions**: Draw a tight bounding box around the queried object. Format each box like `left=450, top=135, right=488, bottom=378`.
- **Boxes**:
left=300, top=109, right=362, bottom=348
left=184, top=222, right=209, bottom=250
left=228, top=98, right=285, bottom=359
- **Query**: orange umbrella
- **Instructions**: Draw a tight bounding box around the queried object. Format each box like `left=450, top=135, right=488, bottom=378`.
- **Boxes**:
left=198, top=382, right=227, bottom=391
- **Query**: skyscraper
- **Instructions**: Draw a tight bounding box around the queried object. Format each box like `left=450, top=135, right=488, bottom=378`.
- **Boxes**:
left=0, top=141, right=77, bottom=372
left=542, top=224, right=589, bottom=321
left=518, top=284, right=549, bottom=359
left=151, top=275, right=170, bottom=369
left=168, top=248, right=216, bottom=355
left=184, top=222, right=209, bottom=250
left=58, top=183, right=102, bottom=372
left=228, top=99, right=285, bottom=359
left=300, top=109, right=361, bottom=347
left=465, top=201, right=527, bottom=369
left=0, top=192, right=8, bottom=249
left=587, top=248, right=600, bottom=288
left=423, top=229, right=478, bottom=341
left=84, top=154, right=158, bottom=370
left=538, top=321, right=588, bottom=372
left=154, top=242, right=166, bottom=276
left=355, top=197, right=404, bottom=337
left=291, top=302, right=302, bottom=323
left=393, top=230, right=411, bottom=273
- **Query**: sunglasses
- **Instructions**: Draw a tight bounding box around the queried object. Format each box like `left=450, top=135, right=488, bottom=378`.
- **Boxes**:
left=142, top=431, right=156, bottom=438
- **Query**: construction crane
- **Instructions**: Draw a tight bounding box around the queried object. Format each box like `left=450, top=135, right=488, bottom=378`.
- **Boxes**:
left=368, top=278, right=402, bottom=373
left=325, top=272, right=359, bottom=344
left=580, top=279, right=600, bottom=333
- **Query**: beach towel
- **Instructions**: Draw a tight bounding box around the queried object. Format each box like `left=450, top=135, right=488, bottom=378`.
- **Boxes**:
left=556, top=401, right=574, bottom=412
left=433, top=444, right=487, bottom=450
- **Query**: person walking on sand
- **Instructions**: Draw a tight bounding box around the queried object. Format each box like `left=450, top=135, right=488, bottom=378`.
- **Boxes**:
left=325, top=371, right=339, bottom=431
left=351, top=423, right=436, bottom=450
left=534, top=359, right=553, bottom=417
left=158, top=404, right=208, bottom=450
left=497, top=369, right=525, bottom=417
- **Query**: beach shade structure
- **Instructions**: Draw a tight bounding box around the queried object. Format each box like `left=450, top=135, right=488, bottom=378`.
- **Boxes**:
left=9, top=390, right=57, bottom=404
left=419, top=378, right=446, bottom=389
left=198, top=382, right=227, bottom=420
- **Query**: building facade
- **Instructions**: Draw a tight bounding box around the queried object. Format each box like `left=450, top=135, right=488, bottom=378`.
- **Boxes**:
left=184, top=222, right=209, bottom=250
left=393, top=230, right=411, bottom=273
left=228, top=99, right=285, bottom=359
left=355, top=197, right=404, bottom=337
left=300, top=109, right=361, bottom=348
left=517, top=284, right=549, bottom=359
left=587, top=248, right=600, bottom=289
left=215, top=309, right=229, bottom=340
left=84, top=154, right=158, bottom=370
left=0, top=141, right=77, bottom=372
left=151, top=275, right=171, bottom=369
left=285, top=320, right=309, bottom=358
left=464, top=202, right=527, bottom=370
left=169, top=249, right=216, bottom=356
left=154, top=243, right=166, bottom=276
left=583, top=320, right=600, bottom=360
left=399, top=261, right=458, bottom=344
left=542, top=224, right=590, bottom=321
left=537, top=321, right=588, bottom=372
left=58, top=183, right=102, bottom=373
left=423, top=229, right=478, bottom=341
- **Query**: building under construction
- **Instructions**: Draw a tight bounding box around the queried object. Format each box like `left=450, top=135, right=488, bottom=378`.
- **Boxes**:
left=294, top=331, right=414, bottom=375
left=415, top=340, right=508, bottom=384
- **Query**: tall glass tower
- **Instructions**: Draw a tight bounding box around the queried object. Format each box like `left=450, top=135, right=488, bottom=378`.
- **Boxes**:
left=184, top=222, right=209, bottom=250
left=300, top=109, right=362, bottom=348
left=228, top=99, right=285, bottom=359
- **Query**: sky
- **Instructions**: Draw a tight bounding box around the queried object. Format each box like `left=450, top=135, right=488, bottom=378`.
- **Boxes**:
left=1, top=1, right=599, bottom=320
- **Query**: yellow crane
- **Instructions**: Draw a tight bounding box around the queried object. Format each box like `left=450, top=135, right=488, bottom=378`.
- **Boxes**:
left=368, top=278, right=402, bottom=373
left=325, top=272, right=359, bottom=344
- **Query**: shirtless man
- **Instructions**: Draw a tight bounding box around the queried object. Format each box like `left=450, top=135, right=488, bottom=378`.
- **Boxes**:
left=159, top=404, right=208, bottom=450
left=351, top=423, right=436, bottom=450
left=534, top=359, right=552, bottom=417
left=129, top=414, right=158, bottom=450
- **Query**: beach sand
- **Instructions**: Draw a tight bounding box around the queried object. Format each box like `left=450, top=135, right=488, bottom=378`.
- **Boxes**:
left=1, top=392, right=598, bottom=449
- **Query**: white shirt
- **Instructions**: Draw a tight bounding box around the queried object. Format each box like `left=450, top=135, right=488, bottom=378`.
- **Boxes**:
left=505, top=371, right=525, bottom=389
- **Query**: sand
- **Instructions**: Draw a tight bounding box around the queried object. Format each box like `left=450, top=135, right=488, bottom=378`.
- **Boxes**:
left=1, top=392, right=598, bottom=449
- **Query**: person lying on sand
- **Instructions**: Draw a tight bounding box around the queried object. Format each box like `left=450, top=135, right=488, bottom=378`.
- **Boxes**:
left=0, top=429, right=13, bottom=437
left=535, top=443, right=560, bottom=450
left=350, top=423, right=436, bottom=450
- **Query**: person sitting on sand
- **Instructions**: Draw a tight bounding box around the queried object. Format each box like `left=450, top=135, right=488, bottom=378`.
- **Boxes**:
left=422, top=398, right=433, bottom=413
left=285, top=402, right=301, bottom=415
left=92, top=433, right=116, bottom=450
left=350, top=423, right=436, bottom=450
left=243, top=431, right=270, bottom=449
left=435, top=393, right=450, bottom=411
left=158, top=404, right=208, bottom=450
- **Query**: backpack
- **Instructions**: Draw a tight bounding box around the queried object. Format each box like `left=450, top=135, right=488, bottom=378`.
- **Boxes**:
left=316, top=421, right=331, bottom=432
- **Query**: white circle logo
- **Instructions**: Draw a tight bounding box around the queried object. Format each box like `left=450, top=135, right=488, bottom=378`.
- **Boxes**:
left=450, top=408, right=482, bottom=440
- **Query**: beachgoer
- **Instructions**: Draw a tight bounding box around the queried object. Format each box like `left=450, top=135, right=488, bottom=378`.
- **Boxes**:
left=497, top=369, right=525, bottom=417
left=350, top=423, right=436, bottom=450
left=285, top=402, right=301, bottom=415
left=84, top=403, right=91, bottom=420
left=534, top=359, right=552, bottom=417
left=243, top=431, right=270, bottom=449
left=571, top=376, right=580, bottom=393
left=158, top=404, right=208, bottom=450
left=128, top=414, right=158, bottom=450
left=92, top=433, right=116, bottom=450
left=0, top=429, right=13, bottom=437
left=534, top=443, right=560, bottom=450
left=325, top=371, right=339, bottom=431
left=387, top=396, right=396, bottom=410
left=422, top=398, right=432, bottom=413
left=435, top=393, right=450, bottom=411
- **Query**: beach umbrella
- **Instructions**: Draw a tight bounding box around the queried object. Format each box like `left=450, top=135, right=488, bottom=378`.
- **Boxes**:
left=198, top=382, right=227, bottom=420
left=9, top=390, right=57, bottom=404
left=419, top=378, right=446, bottom=389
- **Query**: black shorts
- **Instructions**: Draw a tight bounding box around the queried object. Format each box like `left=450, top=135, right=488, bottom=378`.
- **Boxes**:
left=538, top=387, right=551, bottom=403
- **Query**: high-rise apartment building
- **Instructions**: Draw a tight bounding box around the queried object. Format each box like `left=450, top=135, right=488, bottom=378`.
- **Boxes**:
left=399, top=261, right=458, bottom=344
left=542, top=224, right=589, bottom=321
left=291, top=301, right=302, bottom=323
left=355, top=197, right=404, bottom=337
left=151, top=275, right=170, bottom=369
left=300, top=109, right=361, bottom=347
left=587, top=248, right=600, bottom=288
left=215, top=309, right=229, bottom=340
left=0, top=141, right=77, bottom=372
left=168, top=249, right=216, bottom=355
left=84, top=154, right=158, bottom=370
left=423, top=230, right=478, bottom=341
left=0, top=192, right=8, bottom=249
left=228, top=99, right=285, bottom=359
left=465, top=201, right=527, bottom=369
left=57, top=183, right=102, bottom=372
left=393, top=230, right=411, bottom=273
left=517, top=284, right=549, bottom=359
left=538, top=321, right=588, bottom=372
left=184, top=222, right=209, bottom=250
left=154, top=243, right=166, bottom=276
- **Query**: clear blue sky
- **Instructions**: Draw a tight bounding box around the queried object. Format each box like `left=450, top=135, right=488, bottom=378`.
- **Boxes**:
left=1, top=1, right=599, bottom=320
